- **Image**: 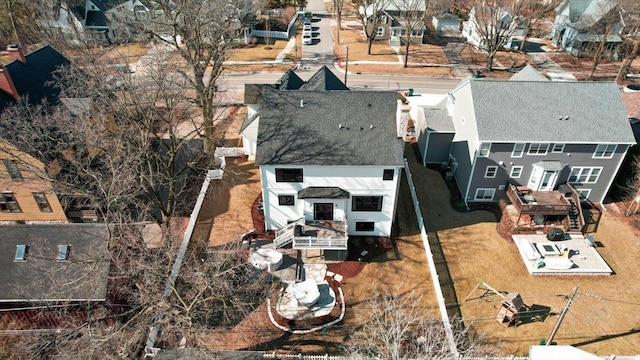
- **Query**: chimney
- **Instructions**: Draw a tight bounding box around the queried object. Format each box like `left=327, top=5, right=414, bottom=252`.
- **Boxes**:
left=0, top=67, right=19, bottom=100
left=7, top=45, right=26, bottom=64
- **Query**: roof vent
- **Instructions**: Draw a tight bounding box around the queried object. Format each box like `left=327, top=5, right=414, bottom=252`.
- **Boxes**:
left=370, top=124, right=374, bottom=129
left=565, top=116, right=569, bottom=120
left=338, top=123, right=343, bottom=129
left=57, top=245, right=70, bottom=261
left=559, top=116, right=563, bottom=120
left=300, top=99, right=304, bottom=108
left=367, top=103, right=372, bottom=107
left=14, top=245, right=27, bottom=262
left=360, top=126, right=364, bottom=130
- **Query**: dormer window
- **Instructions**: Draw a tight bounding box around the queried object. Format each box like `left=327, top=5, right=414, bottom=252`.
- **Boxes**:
left=3, top=159, right=22, bottom=180
left=57, top=245, right=70, bottom=261
left=15, top=245, right=28, bottom=262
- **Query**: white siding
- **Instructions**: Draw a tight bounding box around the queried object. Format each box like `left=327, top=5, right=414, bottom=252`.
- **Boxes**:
left=261, top=164, right=402, bottom=237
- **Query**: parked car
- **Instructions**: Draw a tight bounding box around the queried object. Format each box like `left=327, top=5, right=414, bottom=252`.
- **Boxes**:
left=303, top=17, right=311, bottom=25
left=302, top=33, right=312, bottom=45
left=303, top=24, right=312, bottom=33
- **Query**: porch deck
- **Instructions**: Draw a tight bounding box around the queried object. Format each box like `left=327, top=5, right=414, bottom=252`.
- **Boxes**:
left=512, top=234, right=612, bottom=276
left=506, top=183, right=572, bottom=216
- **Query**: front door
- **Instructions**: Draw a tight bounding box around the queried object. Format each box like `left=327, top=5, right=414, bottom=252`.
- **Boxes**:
left=314, top=203, right=333, bottom=221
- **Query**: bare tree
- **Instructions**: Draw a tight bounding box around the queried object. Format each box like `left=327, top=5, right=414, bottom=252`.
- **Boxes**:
left=579, top=1, right=624, bottom=79
left=358, top=0, right=392, bottom=55
left=616, top=0, right=640, bottom=83
left=345, top=291, right=490, bottom=359
left=518, top=0, right=560, bottom=52
left=110, top=0, right=258, bottom=156
left=334, top=0, right=346, bottom=44
left=392, top=0, right=426, bottom=68
left=462, top=0, right=525, bottom=71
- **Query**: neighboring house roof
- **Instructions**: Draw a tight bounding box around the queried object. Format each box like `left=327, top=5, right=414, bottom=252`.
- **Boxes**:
left=0, top=224, right=111, bottom=302
left=298, top=66, right=349, bottom=91
left=362, top=0, right=426, bottom=15
left=471, top=6, right=513, bottom=24
left=155, top=349, right=264, bottom=360
left=434, top=13, right=461, bottom=22
left=622, top=92, right=640, bottom=121
left=85, top=10, right=110, bottom=27
left=557, top=0, right=619, bottom=30
left=509, top=65, right=549, bottom=81
left=0, top=45, right=71, bottom=110
left=464, top=80, right=635, bottom=144
left=276, top=70, right=305, bottom=90
left=255, top=88, right=404, bottom=166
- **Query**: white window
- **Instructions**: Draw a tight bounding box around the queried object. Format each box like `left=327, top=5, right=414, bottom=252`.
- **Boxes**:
left=569, top=167, right=602, bottom=184
left=376, top=27, right=385, bottom=36
left=511, top=143, right=525, bottom=158
left=474, top=188, right=495, bottom=201
left=575, top=189, right=591, bottom=199
left=593, top=144, right=617, bottom=159
left=485, top=166, right=498, bottom=178
left=528, top=143, right=549, bottom=155
left=552, top=144, right=565, bottom=153
left=478, top=143, right=491, bottom=157
left=510, top=166, right=523, bottom=178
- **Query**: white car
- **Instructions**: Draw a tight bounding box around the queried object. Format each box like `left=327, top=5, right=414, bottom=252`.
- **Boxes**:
left=302, top=33, right=312, bottom=45
left=303, top=24, right=312, bottom=33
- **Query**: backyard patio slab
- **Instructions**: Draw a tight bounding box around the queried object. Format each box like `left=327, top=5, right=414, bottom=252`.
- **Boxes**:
left=512, top=234, right=612, bottom=276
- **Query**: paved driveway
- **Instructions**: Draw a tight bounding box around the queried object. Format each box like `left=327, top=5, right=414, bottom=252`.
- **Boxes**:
left=300, top=0, right=335, bottom=70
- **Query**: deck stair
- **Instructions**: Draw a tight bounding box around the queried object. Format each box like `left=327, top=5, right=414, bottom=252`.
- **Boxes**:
left=560, top=183, right=585, bottom=234
left=273, top=219, right=304, bottom=249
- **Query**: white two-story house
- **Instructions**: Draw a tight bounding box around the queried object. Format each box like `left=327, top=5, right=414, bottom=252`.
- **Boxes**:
left=242, top=68, right=404, bottom=250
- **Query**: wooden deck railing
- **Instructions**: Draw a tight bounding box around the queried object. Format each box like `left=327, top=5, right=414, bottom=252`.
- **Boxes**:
left=505, top=183, right=571, bottom=215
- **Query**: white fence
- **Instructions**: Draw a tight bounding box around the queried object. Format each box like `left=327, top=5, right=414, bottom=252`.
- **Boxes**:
left=249, top=13, right=299, bottom=40
left=403, top=158, right=459, bottom=358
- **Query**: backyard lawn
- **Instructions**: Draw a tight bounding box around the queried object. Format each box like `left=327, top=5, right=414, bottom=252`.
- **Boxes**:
left=406, top=145, right=640, bottom=357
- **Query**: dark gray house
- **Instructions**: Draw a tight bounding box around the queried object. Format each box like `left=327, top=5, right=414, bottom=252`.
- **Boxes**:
left=413, top=68, right=635, bottom=207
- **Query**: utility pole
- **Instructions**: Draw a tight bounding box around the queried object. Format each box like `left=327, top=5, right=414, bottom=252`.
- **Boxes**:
left=546, top=286, right=579, bottom=345
left=344, top=46, right=349, bottom=86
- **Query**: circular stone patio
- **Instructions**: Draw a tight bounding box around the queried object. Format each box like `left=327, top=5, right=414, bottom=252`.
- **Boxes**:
left=276, top=281, right=336, bottom=320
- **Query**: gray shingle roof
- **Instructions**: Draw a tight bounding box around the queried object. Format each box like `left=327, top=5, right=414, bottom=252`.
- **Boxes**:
left=0, top=224, right=110, bottom=302
left=509, top=65, right=549, bottom=82
left=298, top=65, right=349, bottom=91
left=276, top=70, right=305, bottom=90
left=468, top=80, right=636, bottom=144
left=298, top=187, right=350, bottom=199
left=255, top=88, right=404, bottom=166
left=421, top=106, right=454, bottom=132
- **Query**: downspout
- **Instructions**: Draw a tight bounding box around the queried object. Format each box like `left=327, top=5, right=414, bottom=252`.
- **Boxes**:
left=260, top=166, right=271, bottom=229
left=463, top=142, right=482, bottom=207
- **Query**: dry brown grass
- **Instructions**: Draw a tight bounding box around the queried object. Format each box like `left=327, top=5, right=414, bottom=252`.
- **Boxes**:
left=228, top=40, right=290, bottom=62
left=101, top=43, right=151, bottom=64
left=545, top=52, right=640, bottom=82
left=333, top=27, right=399, bottom=62
left=199, top=139, right=440, bottom=353
left=405, top=147, right=640, bottom=356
